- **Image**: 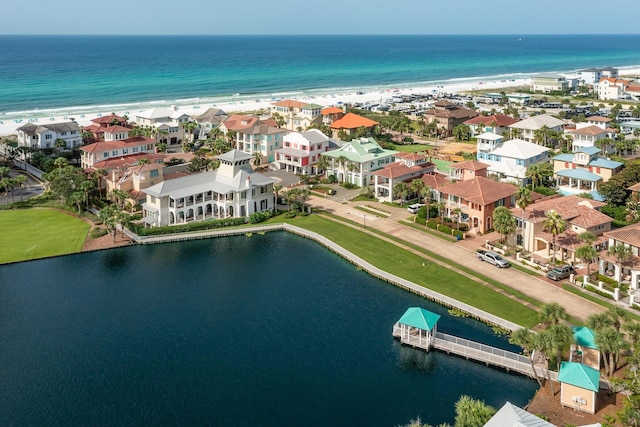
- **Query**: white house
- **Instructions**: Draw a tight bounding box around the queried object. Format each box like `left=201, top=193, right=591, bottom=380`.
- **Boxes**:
left=597, top=77, right=629, bottom=100
left=530, top=74, right=568, bottom=93
left=142, top=150, right=277, bottom=227
left=476, top=133, right=550, bottom=183
left=134, top=107, right=192, bottom=144
left=371, top=153, right=436, bottom=202
left=509, top=114, right=565, bottom=143
left=276, top=129, right=331, bottom=174
left=16, top=121, right=82, bottom=150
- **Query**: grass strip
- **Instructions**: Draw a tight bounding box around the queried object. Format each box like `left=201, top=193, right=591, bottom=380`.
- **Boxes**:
left=563, top=284, right=640, bottom=323
left=0, top=209, right=89, bottom=264
left=281, top=214, right=539, bottom=327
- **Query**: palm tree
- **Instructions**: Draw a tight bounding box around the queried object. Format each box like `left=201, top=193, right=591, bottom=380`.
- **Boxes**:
left=12, top=175, right=27, bottom=202
left=409, top=179, right=425, bottom=202
left=453, top=207, right=462, bottom=230
left=336, top=155, right=348, bottom=183
left=93, top=168, right=107, bottom=199
left=79, top=179, right=95, bottom=210
left=596, top=327, right=627, bottom=377
left=317, top=154, right=331, bottom=175
left=252, top=151, right=262, bottom=168
left=493, top=206, right=516, bottom=243
left=346, top=161, right=357, bottom=183
left=420, top=185, right=433, bottom=219
left=542, top=210, right=566, bottom=264
left=586, top=312, right=613, bottom=332
left=453, top=395, right=496, bottom=427
left=623, top=322, right=640, bottom=348
left=509, top=328, right=543, bottom=385
left=436, top=200, right=446, bottom=221
left=110, top=189, right=128, bottom=209
left=607, top=306, right=629, bottom=334
left=549, top=324, right=572, bottom=370
left=393, top=182, right=410, bottom=206
left=272, top=183, right=282, bottom=210
left=514, top=187, right=532, bottom=245
left=576, top=244, right=598, bottom=278
left=538, top=302, right=567, bottom=327
left=54, top=138, right=67, bottom=155
left=608, top=243, right=632, bottom=278
left=534, top=329, right=557, bottom=394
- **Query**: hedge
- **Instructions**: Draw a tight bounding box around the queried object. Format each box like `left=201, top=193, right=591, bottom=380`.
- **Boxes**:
left=131, top=217, right=247, bottom=236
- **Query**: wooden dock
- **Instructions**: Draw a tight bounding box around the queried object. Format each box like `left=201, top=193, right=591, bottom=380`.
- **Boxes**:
left=393, top=325, right=546, bottom=378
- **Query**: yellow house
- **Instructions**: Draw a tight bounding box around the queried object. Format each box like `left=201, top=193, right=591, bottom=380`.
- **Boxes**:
left=558, top=361, right=600, bottom=414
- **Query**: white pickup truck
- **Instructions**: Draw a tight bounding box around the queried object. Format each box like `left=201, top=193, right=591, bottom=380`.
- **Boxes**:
left=476, top=250, right=511, bottom=268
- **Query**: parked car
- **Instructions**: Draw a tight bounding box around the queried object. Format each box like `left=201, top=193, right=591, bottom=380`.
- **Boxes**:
left=407, top=203, right=426, bottom=214
left=546, top=265, right=576, bottom=281
left=476, top=250, right=511, bottom=268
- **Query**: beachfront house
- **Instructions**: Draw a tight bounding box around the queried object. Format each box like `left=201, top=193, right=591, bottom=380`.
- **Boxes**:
left=463, top=114, right=519, bottom=136
left=508, top=114, right=565, bottom=144
left=552, top=147, right=623, bottom=196
left=82, top=114, right=131, bottom=142
left=133, top=107, right=191, bottom=144
left=476, top=133, right=550, bottom=184
left=275, top=129, right=331, bottom=175
left=511, top=195, right=610, bottom=262
left=270, top=100, right=323, bottom=131
left=142, top=149, right=276, bottom=227
left=422, top=100, right=478, bottom=138
left=321, top=137, right=397, bottom=187
left=80, top=136, right=158, bottom=170
left=321, top=106, right=345, bottom=126
left=596, top=77, right=630, bottom=100
left=530, top=74, right=569, bottom=93
left=558, top=361, right=600, bottom=414
left=371, top=153, right=436, bottom=202
left=16, top=121, right=82, bottom=150
left=329, top=112, right=379, bottom=138
left=192, top=107, right=229, bottom=140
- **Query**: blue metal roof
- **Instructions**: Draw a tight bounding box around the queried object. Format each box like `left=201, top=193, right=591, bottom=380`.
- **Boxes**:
left=576, top=146, right=601, bottom=156
left=553, top=153, right=574, bottom=162
left=556, top=168, right=602, bottom=181
left=589, top=190, right=606, bottom=202
left=589, top=158, right=623, bottom=169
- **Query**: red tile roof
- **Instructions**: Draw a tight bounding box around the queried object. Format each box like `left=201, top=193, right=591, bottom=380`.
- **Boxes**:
left=464, top=114, right=519, bottom=127
left=321, top=107, right=344, bottom=115
left=451, top=160, right=489, bottom=171
left=91, top=153, right=165, bottom=170
left=514, top=195, right=609, bottom=227
left=272, top=99, right=308, bottom=109
left=371, top=161, right=435, bottom=179
left=604, top=223, right=640, bottom=247
left=91, top=114, right=126, bottom=124
left=329, top=112, right=379, bottom=129
left=421, top=173, right=450, bottom=189
left=439, top=176, right=517, bottom=205
left=396, top=152, right=428, bottom=161
left=222, top=115, right=260, bottom=131
left=569, top=125, right=607, bottom=136
left=587, top=116, right=612, bottom=123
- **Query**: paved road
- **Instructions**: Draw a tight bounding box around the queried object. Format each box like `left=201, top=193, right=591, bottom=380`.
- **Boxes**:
left=0, top=169, right=44, bottom=205
left=305, top=195, right=605, bottom=323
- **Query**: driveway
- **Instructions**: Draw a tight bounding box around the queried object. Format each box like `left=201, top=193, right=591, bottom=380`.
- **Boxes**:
left=305, top=195, right=605, bottom=323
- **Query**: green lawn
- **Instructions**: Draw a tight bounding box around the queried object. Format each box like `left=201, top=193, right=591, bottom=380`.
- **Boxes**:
left=392, top=143, right=432, bottom=153
left=0, top=209, right=90, bottom=264
left=277, top=214, right=539, bottom=327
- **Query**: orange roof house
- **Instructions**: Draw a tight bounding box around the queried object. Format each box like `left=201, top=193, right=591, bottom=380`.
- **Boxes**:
left=329, top=112, right=379, bottom=137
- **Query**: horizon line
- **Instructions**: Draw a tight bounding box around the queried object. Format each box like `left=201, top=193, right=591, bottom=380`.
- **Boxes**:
left=1, top=33, right=640, bottom=37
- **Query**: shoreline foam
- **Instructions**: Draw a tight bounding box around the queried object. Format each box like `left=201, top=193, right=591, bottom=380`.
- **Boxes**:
left=2, top=65, right=639, bottom=137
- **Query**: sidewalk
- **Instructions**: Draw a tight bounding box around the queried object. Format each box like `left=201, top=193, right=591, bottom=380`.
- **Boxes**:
left=305, top=195, right=605, bottom=323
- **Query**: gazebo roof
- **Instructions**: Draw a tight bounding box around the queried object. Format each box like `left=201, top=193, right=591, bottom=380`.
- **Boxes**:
left=396, top=307, right=440, bottom=331
left=573, top=326, right=598, bottom=349
left=558, top=361, right=600, bottom=392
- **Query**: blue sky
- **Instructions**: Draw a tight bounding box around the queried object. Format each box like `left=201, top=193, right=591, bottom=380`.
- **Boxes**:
left=2, top=0, right=639, bottom=35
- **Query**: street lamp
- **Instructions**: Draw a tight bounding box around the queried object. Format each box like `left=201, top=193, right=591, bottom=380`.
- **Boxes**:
left=363, top=214, right=366, bottom=229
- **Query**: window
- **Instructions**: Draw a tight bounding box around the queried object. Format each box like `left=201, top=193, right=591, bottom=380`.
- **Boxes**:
left=45, top=134, right=52, bottom=139
left=133, top=147, right=138, bottom=153
left=150, top=169, right=159, bottom=178
left=112, top=150, right=118, bottom=156
left=122, top=149, right=128, bottom=154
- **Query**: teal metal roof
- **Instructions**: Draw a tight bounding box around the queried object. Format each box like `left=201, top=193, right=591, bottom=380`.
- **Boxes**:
left=555, top=168, right=602, bottom=181
left=396, top=307, right=441, bottom=331
left=553, top=153, right=575, bottom=162
left=573, top=326, right=598, bottom=349
left=322, top=137, right=398, bottom=163
left=589, top=157, right=623, bottom=169
left=558, top=361, right=600, bottom=392
left=576, top=146, right=601, bottom=156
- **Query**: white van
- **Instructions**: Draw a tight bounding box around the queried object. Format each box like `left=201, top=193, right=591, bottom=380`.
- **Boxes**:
left=407, top=203, right=426, bottom=214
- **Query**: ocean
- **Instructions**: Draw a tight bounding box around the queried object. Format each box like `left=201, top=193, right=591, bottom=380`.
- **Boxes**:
left=0, top=233, right=538, bottom=426
left=0, top=34, right=639, bottom=117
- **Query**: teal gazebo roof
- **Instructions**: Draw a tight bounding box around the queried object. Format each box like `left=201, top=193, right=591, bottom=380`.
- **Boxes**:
left=573, top=326, right=598, bottom=349
left=558, top=361, right=600, bottom=392
left=396, top=307, right=441, bottom=331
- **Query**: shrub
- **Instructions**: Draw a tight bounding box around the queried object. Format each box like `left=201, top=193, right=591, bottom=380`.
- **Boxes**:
left=90, top=227, right=108, bottom=238
left=452, top=230, right=464, bottom=239
left=415, top=217, right=426, bottom=225
left=341, top=182, right=358, bottom=190
left=426, top=220, right=438, bottom=230
left=284, top=212, right=297, bottom=219
left=438, top=225, right=452, bottom=235
left=249, top=210, right=272, bottom=224
left=130, top=217, right=247, bottom=236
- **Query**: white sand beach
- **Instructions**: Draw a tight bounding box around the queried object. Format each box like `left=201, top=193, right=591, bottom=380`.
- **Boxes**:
left=2, top=66, right=639, bottom=137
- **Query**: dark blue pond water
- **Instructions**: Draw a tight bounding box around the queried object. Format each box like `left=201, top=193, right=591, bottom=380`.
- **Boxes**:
left=0, top=232, right=537, bottom=426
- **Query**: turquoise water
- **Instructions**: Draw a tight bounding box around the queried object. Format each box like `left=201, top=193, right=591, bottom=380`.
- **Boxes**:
left=0, top=34, right=639, bottom=116
left=0, top=233, right=537, bottom=426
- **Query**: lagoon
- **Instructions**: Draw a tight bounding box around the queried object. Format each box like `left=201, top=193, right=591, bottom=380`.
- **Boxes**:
left=0, top=232, right=537, bottom=426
